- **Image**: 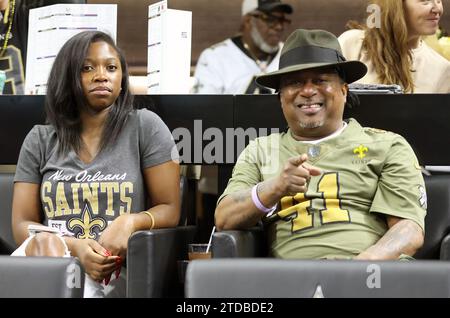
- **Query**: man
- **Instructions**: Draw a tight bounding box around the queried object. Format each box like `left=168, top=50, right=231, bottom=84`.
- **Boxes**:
left=215, top=29, right=426, bottom=260
left=193, top=0, right=293, bottom=94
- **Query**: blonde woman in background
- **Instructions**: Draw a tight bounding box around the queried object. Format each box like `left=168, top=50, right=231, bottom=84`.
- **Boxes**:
left=338, top=0, right=450, bottom=93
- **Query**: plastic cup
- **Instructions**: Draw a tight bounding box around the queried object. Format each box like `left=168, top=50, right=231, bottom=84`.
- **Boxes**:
left=188, top=243, right=212, bottom=260
left=177, top=260, right=190, bottom=284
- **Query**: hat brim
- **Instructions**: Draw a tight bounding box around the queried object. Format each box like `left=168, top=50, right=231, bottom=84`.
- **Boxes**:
left=259, top=3, right=293, bottom=14
left=256, top=61, right=368, bottom=90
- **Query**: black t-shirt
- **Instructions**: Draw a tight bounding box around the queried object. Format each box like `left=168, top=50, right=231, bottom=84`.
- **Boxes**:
left=0, top=0, right=44, bottom=94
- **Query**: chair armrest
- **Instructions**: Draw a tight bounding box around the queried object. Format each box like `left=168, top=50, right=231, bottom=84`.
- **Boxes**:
left=0, top=236, right=14, bottom=255
left=126, top=225, right=196, bottom=298
left=440, top=233, right=450, bottom=260
left=212, top=227, right=265, bottom=258
left=0, top=256, right=84, bottom=298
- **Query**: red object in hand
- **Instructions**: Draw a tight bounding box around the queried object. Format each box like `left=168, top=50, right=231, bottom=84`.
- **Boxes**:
left=115, top=256, right=122, bottom=279
left=115, top=267, right=121, bottom=279
left=104, top=274, right=111, bottom=286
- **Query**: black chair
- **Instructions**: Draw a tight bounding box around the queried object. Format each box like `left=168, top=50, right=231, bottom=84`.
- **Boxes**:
left=185, top=258, right=450, bottom=298
left=126, top=174, right=197, bottom=297
left=212, top=175, right=450, bottom=260
left=127, top=176, right=197, bottom=298
left=415, top=175, right=450, bottom=259
left=0, top=172, right=16, bottom=254
left=0, top=256, right=84, bottom=297
left=127, top=225, right=196, bottom=297
left=0, top=173, right=85, bottom=298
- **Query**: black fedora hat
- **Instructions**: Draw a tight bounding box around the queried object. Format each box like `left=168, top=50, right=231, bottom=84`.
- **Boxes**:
left=256, top=29, right=368, bottom=90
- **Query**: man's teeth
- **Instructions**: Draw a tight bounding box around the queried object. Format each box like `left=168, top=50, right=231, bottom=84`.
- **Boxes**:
left=299, top=104, right=322, bottom=108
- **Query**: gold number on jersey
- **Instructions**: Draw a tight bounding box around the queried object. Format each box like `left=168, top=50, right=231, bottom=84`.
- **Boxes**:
left=278, top=172, right=350, bottom=233
left=279, top=193, right=314, bottom=232
left=318, top=173, right=350, bottom=224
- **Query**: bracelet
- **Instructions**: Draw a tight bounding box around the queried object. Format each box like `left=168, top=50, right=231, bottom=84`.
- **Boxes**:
left=143, top=211, right=155, bottom=230
left=251, top=184, right=277, bottom=214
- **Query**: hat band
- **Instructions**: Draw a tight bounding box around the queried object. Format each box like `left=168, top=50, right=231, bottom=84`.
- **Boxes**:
left=279, top=46, right=346, bottom=69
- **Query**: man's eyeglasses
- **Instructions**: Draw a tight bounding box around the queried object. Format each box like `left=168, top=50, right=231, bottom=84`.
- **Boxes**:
left=250, top=13, right=291, bottom=28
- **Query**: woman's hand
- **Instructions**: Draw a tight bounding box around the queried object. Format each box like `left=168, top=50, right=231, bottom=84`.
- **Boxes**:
left=98, top=213, right=138, bottom=259
left=66, top=237, right=119, bottom=282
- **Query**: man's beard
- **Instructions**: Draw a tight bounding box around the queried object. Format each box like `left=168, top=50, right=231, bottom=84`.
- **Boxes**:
left=250, top=21, right=279, bottom=54
left=299, top=120, right=324, bottom=129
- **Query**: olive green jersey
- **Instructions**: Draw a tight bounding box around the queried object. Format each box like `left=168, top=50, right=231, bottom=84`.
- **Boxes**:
left=219, top=119, right=426, bottom=259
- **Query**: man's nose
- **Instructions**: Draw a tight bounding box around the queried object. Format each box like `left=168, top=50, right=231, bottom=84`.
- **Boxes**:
left=299, top=81, right=317, bottom=97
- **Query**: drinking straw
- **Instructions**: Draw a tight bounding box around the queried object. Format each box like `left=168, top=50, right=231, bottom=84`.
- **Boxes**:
left=206, top=226, right=216, bottom=253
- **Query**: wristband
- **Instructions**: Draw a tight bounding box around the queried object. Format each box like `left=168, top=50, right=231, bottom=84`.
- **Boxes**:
left=251, top=184, right=277, bottom=214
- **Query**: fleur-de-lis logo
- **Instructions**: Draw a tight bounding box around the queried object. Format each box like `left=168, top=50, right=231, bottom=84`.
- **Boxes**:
left=353, top=145, right=369, bottom=159
left=68, top=202, right=106, bottom=239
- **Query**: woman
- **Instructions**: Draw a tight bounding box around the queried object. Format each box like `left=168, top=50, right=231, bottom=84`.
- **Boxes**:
left=338, top=0, right=450, bottom=93
left=11, top=31, right=180, bottom=297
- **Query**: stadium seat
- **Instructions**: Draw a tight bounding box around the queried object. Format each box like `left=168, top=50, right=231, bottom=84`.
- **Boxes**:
left=126, top=174, right=197, bottom=297
left=0, top=172, right=16, bottom=254
left=0, top=256, right=84, bottom=298
left=185, top=258, right=450, bottom=298
left=0, top=173, right=85, bottom=298
left=127, top=225, right=196, bottom=297
left=416, top=175, right=450, bottom=259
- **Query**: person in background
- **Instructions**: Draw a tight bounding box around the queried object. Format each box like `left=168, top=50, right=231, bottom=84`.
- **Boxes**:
left=216, top=29, right=426, bottom=260
left=338, top=0, right=450, bottom=93
left=193, top=0, right=293, bottom=94
left=11, top=31, right=180, bottom=297
left=0, top=0, right=45, bottom=94
left=193, top=0, right=293, bottom=240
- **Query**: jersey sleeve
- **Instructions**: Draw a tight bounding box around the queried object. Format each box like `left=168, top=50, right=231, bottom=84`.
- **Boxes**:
left=193, top=48, right=225, bottom=94
left=369, top=135, right=426, bottom=231
left=218, top=139, right=262, bottom=203
left=138, top=109, right=178, bottom=169
left=14, top=126, right=44, bottom=184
